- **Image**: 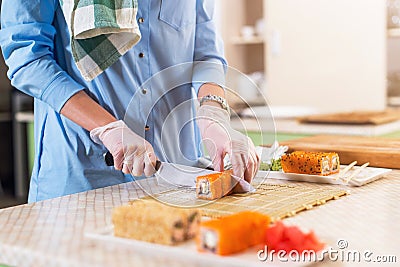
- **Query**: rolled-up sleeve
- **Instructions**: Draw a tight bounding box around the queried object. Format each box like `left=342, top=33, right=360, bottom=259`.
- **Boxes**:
left=192, top=0, right=228, bottom=94
left=0, top=0, right=85, bottom=112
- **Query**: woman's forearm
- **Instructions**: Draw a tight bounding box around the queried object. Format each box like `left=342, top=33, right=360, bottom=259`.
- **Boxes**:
left=198, top=83, right=225, bottom=99
left=60, top=90, right=117, bottom=131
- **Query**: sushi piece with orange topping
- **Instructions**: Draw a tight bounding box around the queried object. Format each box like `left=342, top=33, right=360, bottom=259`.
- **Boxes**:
left=281, top=151, right=340, bottom=176
left=196, top=170, right=234, bottom=200
left=197, top=211, right=271, bottom=255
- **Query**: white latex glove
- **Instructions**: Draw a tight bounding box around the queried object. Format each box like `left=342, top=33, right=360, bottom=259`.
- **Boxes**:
left=90, top=120, right=157, bottom=177
left=197, top=105, right=260, bottom=182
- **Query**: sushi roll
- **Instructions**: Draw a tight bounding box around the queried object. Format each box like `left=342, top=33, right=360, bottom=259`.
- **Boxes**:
left=196, top=170, right=233, bottom=200
left=197, top=211, right=270, bottom=255
left=281, top=151, right=340, bottom=176
left=112, top=200, right=200, bottom=245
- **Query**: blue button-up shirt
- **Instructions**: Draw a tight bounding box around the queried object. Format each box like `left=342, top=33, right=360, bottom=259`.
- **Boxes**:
left=0, top=0, right=226, bottom=202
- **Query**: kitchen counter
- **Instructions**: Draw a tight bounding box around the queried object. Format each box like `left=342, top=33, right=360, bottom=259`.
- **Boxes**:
left=0, top=172, right=399, bottom=267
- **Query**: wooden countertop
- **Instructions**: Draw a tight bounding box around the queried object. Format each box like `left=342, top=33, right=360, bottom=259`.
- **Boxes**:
left=0, top=172, right=399, bottom=267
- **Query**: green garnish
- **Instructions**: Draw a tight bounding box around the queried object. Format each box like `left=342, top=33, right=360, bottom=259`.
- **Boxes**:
left=259, top=158, right=282, bottom=171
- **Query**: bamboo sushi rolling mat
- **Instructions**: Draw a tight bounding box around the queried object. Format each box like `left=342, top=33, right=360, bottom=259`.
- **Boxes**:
left=137, top=178, right=349, bottom=222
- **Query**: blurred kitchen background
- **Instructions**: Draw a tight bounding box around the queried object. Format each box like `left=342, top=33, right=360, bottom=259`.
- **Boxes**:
left=1, top=0, right=400, bottom=207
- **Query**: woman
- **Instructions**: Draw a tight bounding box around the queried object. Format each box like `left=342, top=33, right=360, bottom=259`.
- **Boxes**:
left=0, top=0, right=259, bottom=202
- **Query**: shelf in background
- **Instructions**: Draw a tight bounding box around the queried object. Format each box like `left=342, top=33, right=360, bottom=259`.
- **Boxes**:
left=231, top=36, right=264, bottom=45
left=15, top=111, right=34, bottom=123
left=388, top=28, right=400, bottom=37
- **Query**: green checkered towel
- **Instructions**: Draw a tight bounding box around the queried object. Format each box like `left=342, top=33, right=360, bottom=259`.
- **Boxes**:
left=60, top=0, right=141, bottom=81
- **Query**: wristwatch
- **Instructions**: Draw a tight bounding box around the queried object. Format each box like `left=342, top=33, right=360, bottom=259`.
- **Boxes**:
left=199, top=94, right=230, bottom=114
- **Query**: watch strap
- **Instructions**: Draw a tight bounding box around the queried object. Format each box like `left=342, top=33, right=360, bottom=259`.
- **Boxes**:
left=199, top=94, right=230, bottom=114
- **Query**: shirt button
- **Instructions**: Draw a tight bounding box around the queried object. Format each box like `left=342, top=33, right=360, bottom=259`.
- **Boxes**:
left=145, top=125, right=150, bottom=131
left=138, top=17, right=145, bottom=23
left=142, top=88, right=147, bottom=94
left=139, top=52, right=145, bottom=58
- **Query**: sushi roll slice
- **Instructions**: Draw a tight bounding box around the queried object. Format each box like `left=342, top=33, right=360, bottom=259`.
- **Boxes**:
left=112, top=200, right=200, bottom=245
left=197, top=211, right=270, bottom=255
left=281, top=151, right=340, bottom=176
left=196, top=170, right=233, bottom=200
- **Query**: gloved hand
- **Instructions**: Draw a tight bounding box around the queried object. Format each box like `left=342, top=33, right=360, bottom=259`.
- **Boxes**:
left=90, top=120, right=157, bottom=177
left=197, top=105, right=259, bottom=182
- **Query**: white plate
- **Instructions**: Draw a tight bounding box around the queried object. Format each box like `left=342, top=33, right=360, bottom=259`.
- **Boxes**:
left=86, top=226, right=328, bottom=267
left=256, top=165, right=392, bottom=186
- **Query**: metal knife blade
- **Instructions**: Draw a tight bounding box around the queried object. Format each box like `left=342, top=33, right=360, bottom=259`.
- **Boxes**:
left=103, top=152, right=255, bottom=192
left=155, top=161, right=216, bottom=188
left=103, top=151, right=210, bottom=187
